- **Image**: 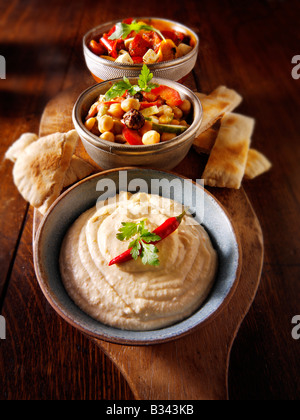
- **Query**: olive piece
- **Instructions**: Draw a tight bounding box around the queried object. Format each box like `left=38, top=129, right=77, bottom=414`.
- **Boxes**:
left=126, top=91, right=143, bottom=102
left=123, top=109, right=145, bottom=130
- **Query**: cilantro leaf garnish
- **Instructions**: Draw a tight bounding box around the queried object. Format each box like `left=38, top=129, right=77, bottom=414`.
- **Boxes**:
left=109, top=20, right=165, bottom=41
left=117, top=221, right=138, bottom=241
left=141, top=243, right=160, bottom=266
left=104, top=77, right=132, bottom=102
left=138, top=65, right=158, bottom=92
left=116, top=219, right=161, bottom=266
left=104, top=65, right=158, bottom=101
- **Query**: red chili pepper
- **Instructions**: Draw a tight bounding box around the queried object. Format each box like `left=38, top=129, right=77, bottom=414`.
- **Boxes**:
left=108, top=211, right=186, bottom=266
left=122, top=127, right=143, bottom=145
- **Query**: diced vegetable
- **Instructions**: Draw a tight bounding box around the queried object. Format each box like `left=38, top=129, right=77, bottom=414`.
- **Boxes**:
left=151, top=123, right=188, bottom=134
left=150, top=85, right=183, bottom=107
left=122, top=127, right=143, bottom=145
left=157, top=39, right=177, bottom=62
left=140, top=106, right=159, bottom=118
left=89, top=40, right=106, bottom=56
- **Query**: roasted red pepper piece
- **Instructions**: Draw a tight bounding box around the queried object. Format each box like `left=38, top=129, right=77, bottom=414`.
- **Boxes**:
left=161, top=30, right=185, bottom=46
left=142, top=31, right=162, bottom=51
left=122, top=126, right=143, bottom=145
left=129, top=33, right=152, bottom=58
left=122, top=17, right=134, bottom=24
left=150, top=85, right=183, bottom=107
left=100, top=34, right=118, bottom=59
left=139, top=100, right=163, bottom=110
left=86, top=101, right=101, bottom=120
left=109, top=211, right=186, bottom=266
left=89, top=40, right=106, bottom=56
left=131, top=56, right=144, bottom=64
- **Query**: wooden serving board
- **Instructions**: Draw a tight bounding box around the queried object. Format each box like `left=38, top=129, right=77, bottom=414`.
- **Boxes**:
left=33, top=85, right=264, bottom=400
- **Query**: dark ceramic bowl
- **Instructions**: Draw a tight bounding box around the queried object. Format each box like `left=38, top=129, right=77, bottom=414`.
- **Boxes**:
left=33, top=168, right=241, bottom=345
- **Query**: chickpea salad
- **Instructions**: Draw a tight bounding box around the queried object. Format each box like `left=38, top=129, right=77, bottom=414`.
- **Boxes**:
left=84, top=65, right=192, bottom=146
left=88, top=18, right=194, bottom=65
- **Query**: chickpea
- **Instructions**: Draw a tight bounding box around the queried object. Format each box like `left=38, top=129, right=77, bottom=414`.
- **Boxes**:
left=179, top=99, right=192, bottom=115
left=98, top=115, right=114, bottom=133
left=142, top=130, right=161, bottom=145
left=139, top=120, right=153, bottom=136
left=112, top=118, right=124, bottom=135
left=121, top=98, right=140, bottom=113
left=161, top=132, right=177, bottom=142
left=97, top=103, right=109, bottom=117
left=115, top=134, right=127, bottom=144
left=172, top=106, right=183, bottom=120
left=180, top=120, right=189, bottom=127
left=149, top=116, right=159, bottom=124
left=171, top=119, right=180, bottom=125
left=157, top=105, right=173, bottom=116
left=108, top=103, right=124, bottom=118
left=100, top=131, right=115, bottom=142
left=85, top=117, right=96, bottom=131
left=159, top=114, right=174, bottom=124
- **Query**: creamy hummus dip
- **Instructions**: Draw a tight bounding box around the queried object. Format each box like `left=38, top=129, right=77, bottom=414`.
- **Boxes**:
left=59, top=192, right=218, bottom=331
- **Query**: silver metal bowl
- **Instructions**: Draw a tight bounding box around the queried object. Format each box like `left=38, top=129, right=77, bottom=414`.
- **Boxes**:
left=72, top=77, right=203, bottom=170
left=83, top=18, right=199, bottom=82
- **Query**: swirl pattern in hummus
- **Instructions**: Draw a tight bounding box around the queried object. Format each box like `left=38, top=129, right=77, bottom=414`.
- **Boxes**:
left=60, top=192, right=218, bottom=331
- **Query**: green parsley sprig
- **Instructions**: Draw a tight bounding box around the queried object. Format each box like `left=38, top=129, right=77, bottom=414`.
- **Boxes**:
left=117, top=220, right=161, bottom=266
left=108, top=20, right=165, bottom=41
left=104, top=64, right=158, bottom=101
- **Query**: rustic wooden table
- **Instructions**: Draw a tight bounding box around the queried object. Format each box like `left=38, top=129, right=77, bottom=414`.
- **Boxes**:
left=0, top=0, right=299, bottom=400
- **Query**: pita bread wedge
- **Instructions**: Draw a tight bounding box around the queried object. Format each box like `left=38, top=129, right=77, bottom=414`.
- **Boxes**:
left=5, top=133, right=39, bottom=163
left=195, top=92, right=207, bottom=101
left=13, top=130, right=78, bottom=214
left=193, top=127, right=219, bottom=154
left=244, top=149, right=272, bottom=179
left=198, top=86, right=242, bottom=135
left=63, top=155, right=96, bottom=188
left=202, top=113, right=255, bottom=189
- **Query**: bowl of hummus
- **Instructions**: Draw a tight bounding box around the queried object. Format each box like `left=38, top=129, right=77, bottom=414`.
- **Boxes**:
left=33, top=168, right=241, bottom=345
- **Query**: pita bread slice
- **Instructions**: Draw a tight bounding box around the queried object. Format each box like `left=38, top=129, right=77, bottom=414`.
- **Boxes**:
left=198, top=86, right=242, bottom=135
left=193, top=127, right=219, bottom=154
left=202, top=113, right=255, bottom=189
left=13, top=130, right=78, bottom=214
left=195, top=92, right=207, bottom=101
left=5, top=133, right=39, bottom=163
left=63, top=155, right=96, bottom=188
left=244, top=149, right=272, bottom=179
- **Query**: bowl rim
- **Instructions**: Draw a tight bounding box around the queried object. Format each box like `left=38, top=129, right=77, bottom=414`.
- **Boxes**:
left=33, top=167, right=242, bottom=346
left=72, top=77, right=203, bottom=155
left=83, top=17, right=200, bottom=70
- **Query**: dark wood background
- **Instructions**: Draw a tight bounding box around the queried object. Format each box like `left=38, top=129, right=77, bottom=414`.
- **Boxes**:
left=0, top=0, right=299, bottom=400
